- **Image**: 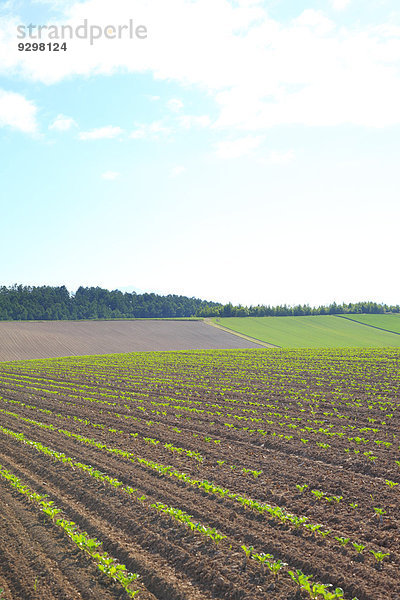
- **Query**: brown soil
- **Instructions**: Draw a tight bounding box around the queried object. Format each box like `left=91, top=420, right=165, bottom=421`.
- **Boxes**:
left=0, top=320, right=261, bottom=361
left=0, top=348, right=399, bottom=600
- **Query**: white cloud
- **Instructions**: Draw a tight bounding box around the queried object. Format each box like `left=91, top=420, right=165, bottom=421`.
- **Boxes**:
left=49, top=114, right=77, bottom=131
left=179, top=114, right=212, bottom=129
left=101, top=170, right=120, bottom=180
left=330, top=0, right=351, bottom=10
left=0, top=89, right=37, bottom=133
left=170, top=165, right=186, bottom=177
left=130, top=120, right=170, bottom=139
left=167, top=98, right=184, bottom=112
left=293, top=9, right=335, bottom=35
left=2, top=2, right=400, bottom=129
left=215, top=135, right=264, bottom=159
left=78, top=126, right=123, bottom=140
left=259, top=149, right=295, bottom=165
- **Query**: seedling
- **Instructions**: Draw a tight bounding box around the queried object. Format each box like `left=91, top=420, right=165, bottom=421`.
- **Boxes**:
left=352, top=542, right=365, bottom=555
left=332, top=495, right=343, bottom=503
left=288, top=569, right=311, bottom=592
left=373, top=507, right=386, bottom=525
left=370, top=550, right=390, bottom=568
left=241, top=545, right=254, bottom=570
left=317, top=529, right=331, bottom=539
left=252, top=552, right=273, bottom=576
left=267, top=559, right=287, bottom=579
left=329, top=589, right=345, bottom=599
left=287, top=514, right=308, bottom=529
left=211, top=532, right=227, bottom=545
left=385, top=479, right=398, bottom=488
left=334, top=537, right=349, bottom=547
left=311, top=490, right=325, bottom=501
left=296, top=483, right=308, bottom=493
left=305, top=523, right=322, bottom=535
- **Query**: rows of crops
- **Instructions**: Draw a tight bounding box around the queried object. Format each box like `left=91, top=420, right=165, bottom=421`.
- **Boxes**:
left=0, top=348, right=399, bottom=600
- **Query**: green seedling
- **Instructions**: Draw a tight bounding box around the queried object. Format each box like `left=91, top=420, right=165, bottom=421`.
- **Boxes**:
left=305, top=523, right=322, bottom=535
left=288, top=570, right=326, bottom=599
left=267, top=559, right=287, bottom=579
left=251, top=470, right=262, bottom=478
left=332, top=495, right=343, bottom=503
left=296, top=483, right=308, bottom=493
left=287, top=514, right=308, bottom=529
left=385, top=479, right=398, bottom=488
left=334, top=537, right=349, bottom=547
left=311, top=490, right=325, bottom=500
left=288, top=569, right=309, bottom=590
left=252, top=552, right=273, bottom=576
left=370, top=550, right=390, bottom=567
left=352, top=542, right=365, bottom=555
left=241, top=545, right=254, bottom=570
left=373, top=507, right=386, bottom=525
left=317, top=529, right=331, bottom=539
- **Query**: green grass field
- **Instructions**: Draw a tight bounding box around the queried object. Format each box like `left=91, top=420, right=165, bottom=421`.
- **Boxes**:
left=213, top=315, right=400, bottom=348
left=338, top=314, right=400, bottom=335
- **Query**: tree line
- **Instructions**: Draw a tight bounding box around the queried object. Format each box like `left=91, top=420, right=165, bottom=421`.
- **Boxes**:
left=0, top=285, right=398, bottom=321
left=220, top=301, right=400, bottom=317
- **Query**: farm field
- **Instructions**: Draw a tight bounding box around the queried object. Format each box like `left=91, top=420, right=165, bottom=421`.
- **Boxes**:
left=0, top=348, right=399, bottom=600
left=338, top=314, right=400, bottom=335
left=214, top=316, right=400, bottom=348
left=0, top=320, right=261, bottom=362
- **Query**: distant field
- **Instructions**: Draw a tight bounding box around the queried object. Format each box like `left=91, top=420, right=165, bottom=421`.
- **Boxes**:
left=338, top=313, right=400, bottom=334
left=0, top=320, right=262, bottom=362
left=214, top=315, right=400, bottom=348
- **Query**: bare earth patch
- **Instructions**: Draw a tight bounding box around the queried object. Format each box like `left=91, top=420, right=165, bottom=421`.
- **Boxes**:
left=0, top=320, right=262, bottom=361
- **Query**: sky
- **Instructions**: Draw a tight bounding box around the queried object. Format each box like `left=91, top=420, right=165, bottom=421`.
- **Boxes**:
left=0, top=0, right=399, bottom=307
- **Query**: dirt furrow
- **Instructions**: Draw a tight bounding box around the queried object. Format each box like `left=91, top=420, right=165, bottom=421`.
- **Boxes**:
left=0, top=427, right=398, bottom=600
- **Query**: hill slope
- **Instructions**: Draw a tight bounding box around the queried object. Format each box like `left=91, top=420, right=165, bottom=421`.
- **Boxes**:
left=214, top=316, right=400, bottom=348
left=338, top=314, right=400, bottom=335
left=0, top=320, right=262, bottom=362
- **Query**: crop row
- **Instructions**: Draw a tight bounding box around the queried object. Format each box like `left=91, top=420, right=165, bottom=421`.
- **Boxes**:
left=1, top=395, right=398, bottom=525
left=0, top=412, right=393, bottom=567
left=0, top=424, right=359, bottom=600
left=0, top=463, right=141, bottom=597
left=1, top=363, right=398, bottom=476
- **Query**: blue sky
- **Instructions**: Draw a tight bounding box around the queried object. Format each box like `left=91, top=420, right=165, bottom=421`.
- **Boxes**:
left=1, top=0, right=399, bottom=306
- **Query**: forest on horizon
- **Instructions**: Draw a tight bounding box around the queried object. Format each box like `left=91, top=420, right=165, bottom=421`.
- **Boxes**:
left=0, top=285, right=398, bottom=321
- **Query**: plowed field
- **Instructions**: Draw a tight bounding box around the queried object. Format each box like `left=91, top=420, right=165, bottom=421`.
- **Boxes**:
left=0, top=348, right=399, bottom=600
left=0, top=320, right=262, bottom=362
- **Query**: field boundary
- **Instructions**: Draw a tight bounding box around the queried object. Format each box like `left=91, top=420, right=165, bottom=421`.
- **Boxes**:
left=205, top=318, right=279, bottom=348
left=335, top=314, right=400, bottom=337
